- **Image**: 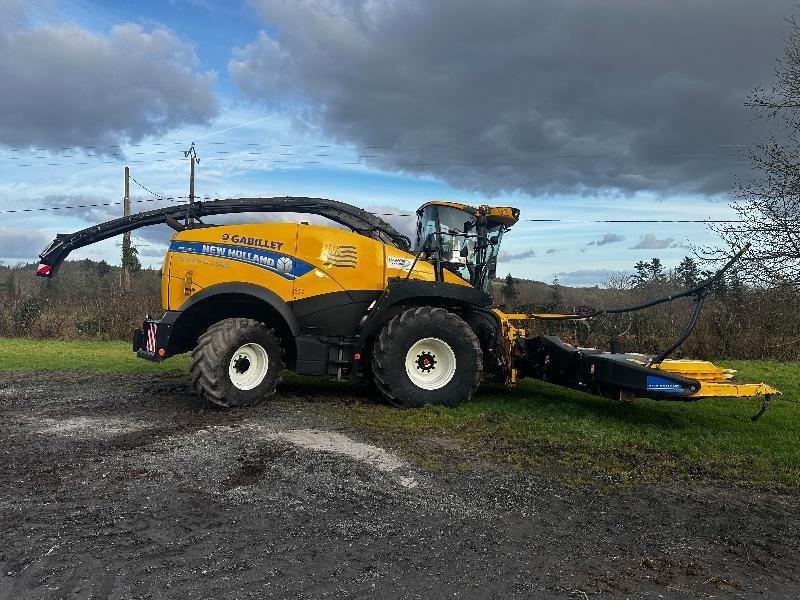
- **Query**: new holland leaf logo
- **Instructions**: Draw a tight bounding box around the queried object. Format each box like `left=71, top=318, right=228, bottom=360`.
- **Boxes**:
left=276, top=256, right=293, bottom=273
left=322, top=244, right=358, bottom=268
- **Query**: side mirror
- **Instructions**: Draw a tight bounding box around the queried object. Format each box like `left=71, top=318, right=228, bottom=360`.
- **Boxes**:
left=460, top=245, right=469, bottom=258
left=489, top=235, right=499, bottom=245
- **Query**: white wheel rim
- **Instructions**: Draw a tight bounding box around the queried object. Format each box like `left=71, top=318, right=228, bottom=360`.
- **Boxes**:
left=405, top=337, right=457, bottom=390
left=228, top=343, right=269, bottom=391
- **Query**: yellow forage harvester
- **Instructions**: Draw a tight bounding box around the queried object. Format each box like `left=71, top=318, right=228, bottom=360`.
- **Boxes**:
left=37, top=196, right=779, bottom=415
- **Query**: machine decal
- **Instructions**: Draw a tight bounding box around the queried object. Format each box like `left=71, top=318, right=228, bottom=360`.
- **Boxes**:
left=646, top=375, right=685, bottom=393
left=387, top=256, right=414, bottom=271
left=322, top=244, right=358, bottom=268
left=146, top=322, right=157, bottom=354
left=169, top=241, right=313, bottom=280
left=220, top=233, right=284, bottom=251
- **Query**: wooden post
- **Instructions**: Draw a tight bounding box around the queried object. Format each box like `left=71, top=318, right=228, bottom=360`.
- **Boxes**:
left=189, top=153, right=195, bottom=205
left=184, top=143, right=198, bottom=227
left=122, top=166, right=131, bottom=291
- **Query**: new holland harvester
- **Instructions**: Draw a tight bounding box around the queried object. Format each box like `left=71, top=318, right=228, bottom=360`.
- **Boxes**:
left=37, top=197, right=779, bottom=414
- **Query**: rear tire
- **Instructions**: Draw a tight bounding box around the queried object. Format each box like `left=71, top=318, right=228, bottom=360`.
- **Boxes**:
left=371, top=307, right=482, bottom=408
left=191, top=318, right=284, bottom=408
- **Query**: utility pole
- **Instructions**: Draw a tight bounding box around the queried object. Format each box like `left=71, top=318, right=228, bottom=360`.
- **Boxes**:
left=122, top=166, right=131, bottom=291
left=184, top=142, right=199, bottom=227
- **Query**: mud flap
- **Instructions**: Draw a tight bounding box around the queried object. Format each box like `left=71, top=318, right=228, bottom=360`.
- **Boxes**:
left=133, top=318, right=174, bottom=362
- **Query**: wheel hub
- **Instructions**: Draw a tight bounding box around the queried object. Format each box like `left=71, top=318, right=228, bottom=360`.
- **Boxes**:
left=415, top=351, right=437, bottom=373
left=233, top=355, right=251, bottom=374
left=404, top=337, right=457, bottom=391
left=228, top=342, right=269, bottom=391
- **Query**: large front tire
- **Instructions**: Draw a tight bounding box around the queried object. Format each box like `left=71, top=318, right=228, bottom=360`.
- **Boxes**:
left=371, top=307, right=482, bottom=408
left=191, top=318, right=284, bottom=408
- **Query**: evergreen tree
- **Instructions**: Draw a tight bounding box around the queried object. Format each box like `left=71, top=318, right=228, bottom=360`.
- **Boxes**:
left=675, top=256, right=700, bottom=288
left=547, top=276, right=564, bottom=311
left=121, top=236, right=141, bottom=273
left=648, top=258, right=666, bottom=283
left=631, top=260, right=651, bottom=287
left=503, top=273, right=519, bottom=304
left=96, top=260, right=112, bottom=276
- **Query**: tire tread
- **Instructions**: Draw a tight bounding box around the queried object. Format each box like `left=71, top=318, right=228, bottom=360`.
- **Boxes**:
left=371, top=306, right=482, bottom=408
left=190, top=318, right=284, bottom=408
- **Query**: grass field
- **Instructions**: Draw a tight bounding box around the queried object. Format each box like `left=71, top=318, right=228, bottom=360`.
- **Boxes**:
left=0, top=338, right=193, bottom=374
left=1, top=337, right=798, bottom=487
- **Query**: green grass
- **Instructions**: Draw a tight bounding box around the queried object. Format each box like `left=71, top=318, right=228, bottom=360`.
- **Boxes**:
left=1, top=337, right=798, bottom=486
left=342, top=361, right=800, bottom=486
left=0, top=338, right=192, bottom=374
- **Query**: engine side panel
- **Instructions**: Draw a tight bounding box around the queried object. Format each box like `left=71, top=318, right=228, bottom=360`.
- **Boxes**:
left=166, top=223, right=302, bottom=311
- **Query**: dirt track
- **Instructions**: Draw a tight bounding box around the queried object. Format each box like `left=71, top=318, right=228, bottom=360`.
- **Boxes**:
left=0, top=372, right=798, bottom=599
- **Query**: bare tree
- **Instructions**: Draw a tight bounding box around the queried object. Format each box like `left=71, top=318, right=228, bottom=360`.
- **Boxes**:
left=711, top=16, right=800, bottom=289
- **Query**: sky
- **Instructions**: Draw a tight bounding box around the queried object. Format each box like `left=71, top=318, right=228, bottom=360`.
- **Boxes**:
left=0, top=0, right=794, bottom=285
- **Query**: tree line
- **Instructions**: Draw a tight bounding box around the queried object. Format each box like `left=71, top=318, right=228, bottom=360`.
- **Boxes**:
left=1, top=253, right=795, bottom=361
left=0, top=259, right=161, bottom=341
left=498, top=254, right=800, bottom=361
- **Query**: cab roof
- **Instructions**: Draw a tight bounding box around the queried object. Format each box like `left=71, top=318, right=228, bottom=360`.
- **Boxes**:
left=416, top=201, right=520, bottom=227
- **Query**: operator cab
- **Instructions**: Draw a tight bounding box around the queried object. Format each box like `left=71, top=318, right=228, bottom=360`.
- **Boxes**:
left=414, top=201, right=520, bottom=292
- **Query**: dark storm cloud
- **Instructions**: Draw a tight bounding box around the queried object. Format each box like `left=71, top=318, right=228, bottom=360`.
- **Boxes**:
left=232, top=0, right=793, bottom=197
left=0, top=4, right=218, bottom=151
left=630, top=234, right=676, bottom=250
left=588, top=233, right=625, bottom=246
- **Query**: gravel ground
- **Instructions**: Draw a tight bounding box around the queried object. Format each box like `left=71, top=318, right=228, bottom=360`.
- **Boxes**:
left=0, top=372, right=798, bottom=599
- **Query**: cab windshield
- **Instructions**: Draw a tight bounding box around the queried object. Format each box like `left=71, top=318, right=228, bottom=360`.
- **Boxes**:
left=414, top=205, right=504, bottom=292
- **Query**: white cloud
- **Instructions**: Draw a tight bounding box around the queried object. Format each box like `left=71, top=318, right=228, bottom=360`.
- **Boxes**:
left=0, top=8, right=218, bottom=150
left=630, top=234, right=676, bottom=249
left=589, top=233, right=624, bottom=246
left=498, top=249, right=535, bottom=262
left=554, top=268, right=626, bottom=287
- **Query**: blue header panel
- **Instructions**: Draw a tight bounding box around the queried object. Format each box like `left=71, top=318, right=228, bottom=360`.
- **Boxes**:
left=646, top=375, right=686, bottom=394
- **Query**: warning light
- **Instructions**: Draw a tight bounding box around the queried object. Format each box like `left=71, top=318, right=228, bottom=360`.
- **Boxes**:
left=158, top=348, right=166, bottom=356
left=353, top=353, right=361, bottom=360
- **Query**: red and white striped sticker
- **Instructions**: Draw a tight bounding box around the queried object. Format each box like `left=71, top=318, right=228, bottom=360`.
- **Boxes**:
left=146, top=323, right=157, bottom=354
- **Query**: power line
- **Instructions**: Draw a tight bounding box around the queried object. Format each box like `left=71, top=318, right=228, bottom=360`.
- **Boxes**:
left=0, top=140, right=752, bottom=160
left=0, top=161, right=749, bottom=224
left=0, top=139, right=753, bottom=153
left=0, top=154, right=752, bottom=163
left=522, top=218, right=742, bottom=223
left=0, top=196, right=744, bottom=224
left=0, top=196, right=176, bottom=215
left=128, top=174, right=173, bottom=201
left=0, top=164, right=749, bottom=223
